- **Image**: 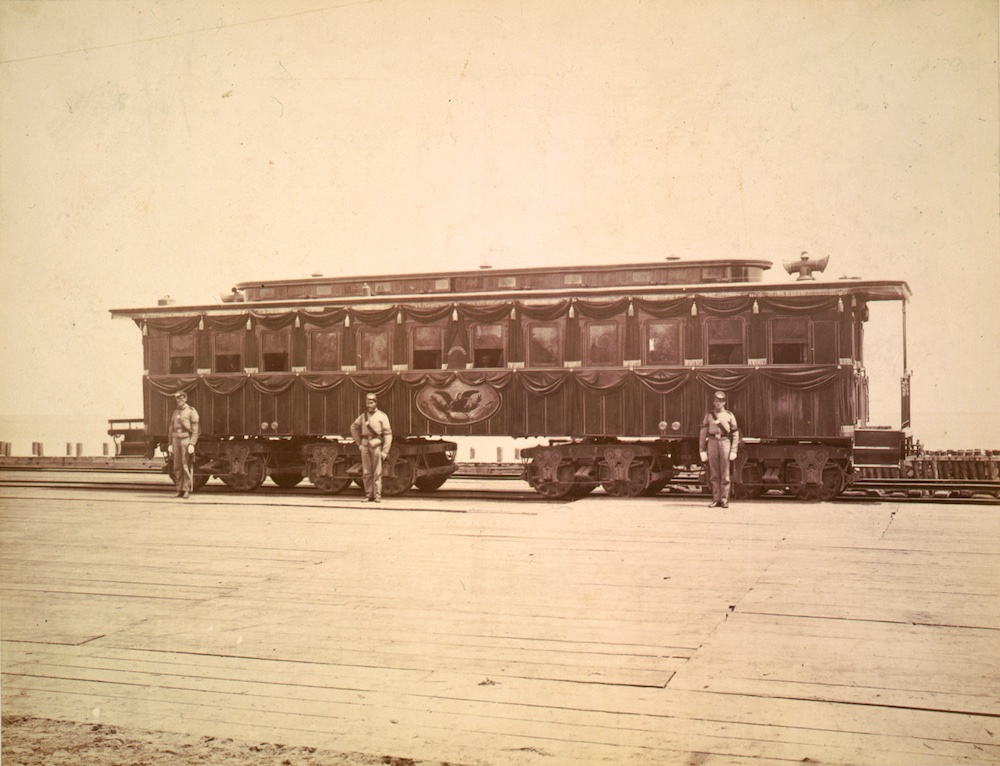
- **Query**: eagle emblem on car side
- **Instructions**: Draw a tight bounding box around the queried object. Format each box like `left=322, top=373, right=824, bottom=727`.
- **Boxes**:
left=415, top=379, right=501, bottom=424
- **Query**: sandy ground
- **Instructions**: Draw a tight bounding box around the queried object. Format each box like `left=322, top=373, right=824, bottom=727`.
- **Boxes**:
left=1, top=717, right=465, bottom=766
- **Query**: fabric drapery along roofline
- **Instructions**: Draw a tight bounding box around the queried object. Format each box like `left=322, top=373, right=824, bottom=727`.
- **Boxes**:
left=138, top=293, right=860, bottom=335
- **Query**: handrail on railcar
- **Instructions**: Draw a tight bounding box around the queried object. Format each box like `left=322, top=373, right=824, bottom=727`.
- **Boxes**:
left=107, top=418, right=145, bottom=433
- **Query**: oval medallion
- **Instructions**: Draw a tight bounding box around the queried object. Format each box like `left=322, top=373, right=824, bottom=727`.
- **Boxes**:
left=415, top=379, right=501, bottom=425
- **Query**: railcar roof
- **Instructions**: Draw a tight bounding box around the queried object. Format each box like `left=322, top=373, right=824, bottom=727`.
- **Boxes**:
left=232, top=257, right=773, bottom=291
left=111, top=273, right=911, bottom=320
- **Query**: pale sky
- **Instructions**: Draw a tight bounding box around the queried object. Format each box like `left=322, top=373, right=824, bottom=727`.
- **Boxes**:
left=1, top=0, right=998, bottom=449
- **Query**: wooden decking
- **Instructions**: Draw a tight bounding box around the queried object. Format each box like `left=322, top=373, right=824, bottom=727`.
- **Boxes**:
left=2, top=479, right=998, bottom=765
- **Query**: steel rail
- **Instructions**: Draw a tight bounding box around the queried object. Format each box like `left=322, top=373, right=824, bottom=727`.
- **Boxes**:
left=2, top=468, right=998, bottom=504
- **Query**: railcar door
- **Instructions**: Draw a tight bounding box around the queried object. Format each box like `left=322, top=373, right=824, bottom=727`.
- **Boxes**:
left=252, top=327, right=296, bottom=436
left=254, top=384, right=295, bottom=435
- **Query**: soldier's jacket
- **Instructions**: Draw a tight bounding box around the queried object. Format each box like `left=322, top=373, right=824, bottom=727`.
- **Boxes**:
left=170, top=404, right=200, bottom=446
left=698, top=409, right=739, bottom=453
left=350, top=409, right=393, bottom=453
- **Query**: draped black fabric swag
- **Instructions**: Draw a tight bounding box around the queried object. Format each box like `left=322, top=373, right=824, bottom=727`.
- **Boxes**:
left=146, top=364, right=853, bottom=440
left=141, top=293, right=843, bottom=341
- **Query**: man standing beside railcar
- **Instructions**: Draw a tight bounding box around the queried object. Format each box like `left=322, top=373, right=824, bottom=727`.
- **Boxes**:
left=169, top=391, right=200, bottom=499
left=699, top=390, right=739, bottom=509
left=350, top=393, right=393, bottom=503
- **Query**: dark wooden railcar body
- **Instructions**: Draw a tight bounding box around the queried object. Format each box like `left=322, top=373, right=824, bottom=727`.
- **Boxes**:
left=111, top=258, right=910, bottom=498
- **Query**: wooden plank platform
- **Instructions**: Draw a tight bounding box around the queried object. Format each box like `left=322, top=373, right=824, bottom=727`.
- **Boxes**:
left=2, top=480, right=998, bottom=765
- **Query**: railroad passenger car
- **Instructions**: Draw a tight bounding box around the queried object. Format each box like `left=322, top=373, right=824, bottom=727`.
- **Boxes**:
left=111, top=255, right=911, bottom=499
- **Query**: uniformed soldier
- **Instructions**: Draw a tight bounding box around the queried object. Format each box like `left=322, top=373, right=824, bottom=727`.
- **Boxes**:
left=350, top=393, right=393, bottom=502
left=698, top=390, right=739, bottom=508
left=169, top=390, right=200, bottom=498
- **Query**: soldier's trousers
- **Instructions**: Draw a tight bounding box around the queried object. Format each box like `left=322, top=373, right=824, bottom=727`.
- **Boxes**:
left=171, top=436, right=193, bottom=494
left=360, top=439, right=383, bottom=499
left=706, top=437, right=733, bottom=504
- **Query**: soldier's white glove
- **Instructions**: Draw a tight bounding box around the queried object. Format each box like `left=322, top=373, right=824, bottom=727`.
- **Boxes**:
left=381, top=450, right=389, bottom=460
left=187, top=444, right=195, bottom=454
left=699, top=451, right=708, bottom=463
left=729, top=451, right=737, bottom=461
left=167, top=445, right=173, bottom=455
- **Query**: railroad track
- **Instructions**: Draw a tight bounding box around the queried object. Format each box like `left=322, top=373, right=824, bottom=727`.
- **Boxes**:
left=2, top=465, right=997, bottom=504
left=843, top=478, right=1000, bottom=503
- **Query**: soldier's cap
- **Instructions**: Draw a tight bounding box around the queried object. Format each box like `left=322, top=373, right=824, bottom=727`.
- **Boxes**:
left=174, top=391, right=188, bottom=397
left=713, top=391, right=726, bottom=400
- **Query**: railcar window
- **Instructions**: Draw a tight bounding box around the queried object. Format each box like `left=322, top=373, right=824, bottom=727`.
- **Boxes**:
left=671, top=267, right=699, bottom=283
left=646, top=320, right=683, bottom=365
left=771, top=317, right=809, bottom=364
left=705, top=318, right=745, bottom=365
left=527, top=324, right=561, bottom=367
left=358, top=328, right=392, bottom=370
left=472, top=323, right=505, bottom=368
left=168, top=335, right=195, bottom=374
left=261, top=331, right=290, bottom=372
left=309, top=330, right=341, bottom=371
left=214, top=332, right=243, bottom=373
left=585, top=322, right=620, bottom=366
left=701, top=267, right=726, bottom=283
left=412, top=326, right=443, bottom=370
